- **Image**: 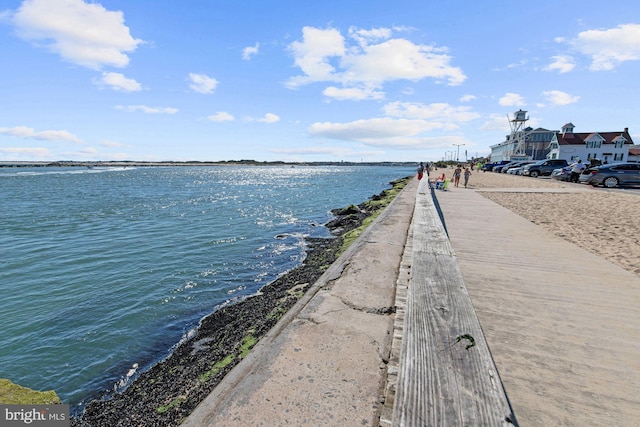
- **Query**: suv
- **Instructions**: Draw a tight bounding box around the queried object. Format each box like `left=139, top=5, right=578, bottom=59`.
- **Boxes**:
left=521, top=159, right=568, bottom=178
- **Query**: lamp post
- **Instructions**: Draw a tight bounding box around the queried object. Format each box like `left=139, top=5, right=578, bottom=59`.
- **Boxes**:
left=453, top=143, right=465, bottom=162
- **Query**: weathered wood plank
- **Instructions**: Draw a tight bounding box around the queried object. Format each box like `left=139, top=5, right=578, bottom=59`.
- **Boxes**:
left=392, top=179, right=517, bottom=426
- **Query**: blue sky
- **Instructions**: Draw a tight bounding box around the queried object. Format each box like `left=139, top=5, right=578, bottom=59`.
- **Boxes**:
left=1, top=0, right=639, bottom=163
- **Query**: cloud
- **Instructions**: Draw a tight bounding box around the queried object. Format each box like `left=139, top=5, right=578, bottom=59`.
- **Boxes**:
left=100, top=140, right=126, bottom=148
left=479, top=113, right=511, bottom=132
left=207, top=112, right=235, bottom=122
left=271, top=145, right=385, bottom=159
left=246, top=113, right=280, bottom=123
left=286, top=26, right=466, bottom=98
left=459, top=94, right=476, bottom=102
left=242, top=43, right=259, bottom=60
left=322, top=86, right=384, bottom=100
left=544, top=55, right=576, bottom=73
left=115, top=105, right=178, bottom=114
left=542, top=90, right=580, bottom=106
left=189, top=73, right=219, bottom=94
left=0, top=126, right=83, bottom=144
left=383, top=102, right=480, bottom=127
left=571, top=23, right=640, bottom=70
left=11, top=0, right=143, bottom=70
left=307, top=101, right=479, bottom=149
left=0, top=147, right=53, bottom=158
left=308, top=117, right=458, bottom=149
left=499, top=92, right=526, bottom=106
left=95, top=72, right=141, bottom=92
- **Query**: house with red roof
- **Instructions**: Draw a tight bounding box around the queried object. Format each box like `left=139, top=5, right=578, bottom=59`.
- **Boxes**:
left=547, top=123, right=634, bottom=164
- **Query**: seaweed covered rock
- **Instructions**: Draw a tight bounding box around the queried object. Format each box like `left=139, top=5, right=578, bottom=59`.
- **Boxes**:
left=0, top=378, right=61, bottom=404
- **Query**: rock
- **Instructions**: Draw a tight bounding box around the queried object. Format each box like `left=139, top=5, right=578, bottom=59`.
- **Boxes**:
left=0, top=378, right=61, bottom=404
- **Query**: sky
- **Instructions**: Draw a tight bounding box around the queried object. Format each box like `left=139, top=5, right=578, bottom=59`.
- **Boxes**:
left=1, top=0, right=640, bottom=163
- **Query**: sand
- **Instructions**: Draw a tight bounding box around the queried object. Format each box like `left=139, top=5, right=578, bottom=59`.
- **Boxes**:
left=432, top=166, right=640, bottom=276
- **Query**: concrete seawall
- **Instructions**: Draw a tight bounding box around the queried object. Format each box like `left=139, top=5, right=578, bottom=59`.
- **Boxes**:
left=182, top=176, right=419, bottom=426
left=182, top=175, right=640, bottom=426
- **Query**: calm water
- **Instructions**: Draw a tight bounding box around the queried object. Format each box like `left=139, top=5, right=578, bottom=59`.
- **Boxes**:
left=0, top=165, right=413, bottom=408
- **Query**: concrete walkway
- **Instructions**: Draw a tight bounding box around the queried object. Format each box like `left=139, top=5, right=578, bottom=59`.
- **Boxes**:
left=183, top=178, right=640, bottom=426
left=434, top=185, right=640, bottom=427
left=182, top=177, right=418, bottom=426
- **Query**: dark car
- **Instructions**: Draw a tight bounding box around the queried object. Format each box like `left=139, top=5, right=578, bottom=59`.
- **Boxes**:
left=502, top=161, right=534, bottom=173
left=578, top=163, right=640, bottom=188
left=481, top=160, right=510, bottom=171
left=521, top=159, right=569, bottom=178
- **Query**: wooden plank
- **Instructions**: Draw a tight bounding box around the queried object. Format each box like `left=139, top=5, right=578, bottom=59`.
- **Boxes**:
left=392, top=180, right=517, bottom=426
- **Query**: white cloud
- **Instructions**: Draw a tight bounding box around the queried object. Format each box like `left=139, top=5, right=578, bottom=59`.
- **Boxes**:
left=242, top=43, right=259, bottom=60
left=499, top=92, right=526, bottom=107
left=12, top=0, right=142, bottom=70
left=0, top=126, right=82, bottom=144
left=0, top=147, right=53, bottom=158
left=287, top=26, right=346, bottom=85
left=322, top=86, right=384, bottom=100
left=479, top=113, right=512, bottom=132
left=115, top=105, right=178, bottom=114
left=542, top=90, right=580, bottom=106
left=460, top=94, right=476, bottom=102
left=256, top=113, right=280, bottom=123
left=100, top=140, right=125, bottom=148
left=348, top=26, right=393, bottom=47
left=286, top=26, right=466, bottom=95
left=96, top=72, right=141, bottom=92
left=189, top=73, right=219, bottom=94
left=308, top=117, right=456, bottom=149
left=572, top=23, right=640, bottom=71
left=384, top=101, right=480, bottom=125
left=342, top=39, right=466, bottom=85
left=207, top=112, right=235, bottom=122
left=544, top=55, right=576, bottom=73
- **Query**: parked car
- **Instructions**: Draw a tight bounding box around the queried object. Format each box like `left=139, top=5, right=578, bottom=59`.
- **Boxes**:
left=506, top=166, right=525, bottom=175
left=551, top=166, right=572, bottom=181
left=502, top=161, right=534, bottom=174
left=521, top=159, right=569, bottom=178
left=578, top=163, right=640, bottom=188
left=492, top=161, right=519, bottom=173
left=481, top=160, right=510, bottom=171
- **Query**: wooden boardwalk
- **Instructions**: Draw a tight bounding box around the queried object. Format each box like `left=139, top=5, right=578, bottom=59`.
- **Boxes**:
left=434, top=184, right=640, bottom=426
left=385, top=178, right=516, bottom=426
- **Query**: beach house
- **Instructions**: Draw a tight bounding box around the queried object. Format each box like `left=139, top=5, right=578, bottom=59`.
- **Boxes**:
left=547, top=123, right=634, bottom=164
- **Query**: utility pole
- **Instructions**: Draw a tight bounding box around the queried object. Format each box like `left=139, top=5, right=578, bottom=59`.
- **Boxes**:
left=453, top=143, right=465, bottom=162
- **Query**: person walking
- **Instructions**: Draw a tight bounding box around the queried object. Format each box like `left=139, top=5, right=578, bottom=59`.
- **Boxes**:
left=463, top=167, right=471, bottom=188
left=453, top=165, right=462, bottom=187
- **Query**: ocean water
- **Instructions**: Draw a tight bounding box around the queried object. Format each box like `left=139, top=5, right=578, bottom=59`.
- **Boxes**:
left=0, top=165, right=413, bottom=408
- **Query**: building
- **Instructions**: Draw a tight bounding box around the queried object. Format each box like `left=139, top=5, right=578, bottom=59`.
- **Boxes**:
left=547, top=123, right=634, bottom=164
left=489, top=126, right=557, bottom=162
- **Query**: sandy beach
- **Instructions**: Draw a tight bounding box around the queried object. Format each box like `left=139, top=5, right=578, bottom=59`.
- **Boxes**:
left=432, top=166, right=640, bottom=277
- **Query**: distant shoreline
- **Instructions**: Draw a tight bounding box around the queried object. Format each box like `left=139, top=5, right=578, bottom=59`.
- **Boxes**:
left=0, top=160, right=416, bottom=168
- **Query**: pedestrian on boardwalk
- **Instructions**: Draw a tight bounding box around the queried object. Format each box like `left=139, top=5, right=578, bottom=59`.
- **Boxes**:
left=464, top=167, right=471, bottom=188
left=453, top=165, right=462, bottom=187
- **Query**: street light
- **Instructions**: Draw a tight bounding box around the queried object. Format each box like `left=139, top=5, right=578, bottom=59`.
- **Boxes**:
left=453, top=143, right=465, bottom=162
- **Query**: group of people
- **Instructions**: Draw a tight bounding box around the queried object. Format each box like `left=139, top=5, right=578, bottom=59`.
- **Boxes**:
left=452, top=165, right=472, bottom=188
left=419, top=162, right=471, bottom=189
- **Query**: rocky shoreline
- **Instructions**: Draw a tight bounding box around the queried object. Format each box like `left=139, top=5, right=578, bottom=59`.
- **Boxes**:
left=71, top=177, right=410, bottom=427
